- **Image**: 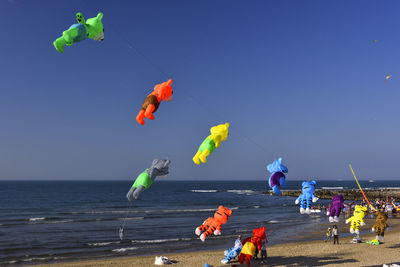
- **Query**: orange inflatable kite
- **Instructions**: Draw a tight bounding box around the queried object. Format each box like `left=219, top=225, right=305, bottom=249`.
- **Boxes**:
left=136, top=79, right=173, bottom=125
left=195, top=206, right=232, bottom=242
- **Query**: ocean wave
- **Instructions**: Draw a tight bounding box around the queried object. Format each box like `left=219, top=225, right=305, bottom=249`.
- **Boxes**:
left=253, top=206, right=260, bottom=208
left=267, top=219, right=297, bottom=224
left=235, top=229, right=251, bottom=233
left=119, top=217, right=144, bottom=221
left=88, top=241, right=120, bottom=247
left=29, top=217, right=45, bottom=221
left=190, top=190, right=219, bottom=193
left=131, top=238, right=192, bottom=244
left=28, top=218, right=73, bottom=224
left=226, top=190, right=258, bottom=195
left=45, top=220, right=73, bottom=224
left=161, top=207, right=239, bottom=213
left=22, top=256, right=52, bottom=262
left=112, top=247, right=137, bottom=252
left=72, top=210, right=140, bottom=215
left=161, top=208, right=217, bottom=213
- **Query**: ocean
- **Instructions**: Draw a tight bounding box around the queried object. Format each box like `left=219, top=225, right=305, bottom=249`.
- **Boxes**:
left=1, top=180, right=400, bottom=265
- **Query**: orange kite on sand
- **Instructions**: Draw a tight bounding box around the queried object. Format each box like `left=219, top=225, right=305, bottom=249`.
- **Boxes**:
left=136, top=79, right=173, bottom=125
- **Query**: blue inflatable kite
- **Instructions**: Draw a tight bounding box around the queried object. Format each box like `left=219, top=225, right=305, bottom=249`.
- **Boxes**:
left=295, top=180, right=318, bottom=214
left=267, top=157, right=288, bottom=195
left=221, top=237, right=243, bottom=264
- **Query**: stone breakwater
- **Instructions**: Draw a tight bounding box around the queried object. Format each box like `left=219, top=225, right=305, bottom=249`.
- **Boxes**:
left=267, top=189, right=400, bottom=200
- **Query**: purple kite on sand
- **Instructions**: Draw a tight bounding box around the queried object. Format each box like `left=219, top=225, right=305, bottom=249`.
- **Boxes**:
left=327, top=195, right=344, bottom=223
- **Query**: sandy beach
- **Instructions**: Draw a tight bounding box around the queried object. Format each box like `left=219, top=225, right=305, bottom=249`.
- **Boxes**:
left=28, top=217, right=400, bottom=267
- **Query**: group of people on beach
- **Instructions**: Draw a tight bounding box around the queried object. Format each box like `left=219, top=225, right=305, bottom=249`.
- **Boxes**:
left=325, top=225, right=339, bottom=244
left=324, top=195, right=398, bottom=246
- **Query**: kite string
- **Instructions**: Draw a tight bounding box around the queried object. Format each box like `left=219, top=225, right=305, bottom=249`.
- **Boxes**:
left=80, top=0, right=277, bottom=160
left=118, top=201, right=131, bottom=240
left=349, top=164, right=377, bottom=211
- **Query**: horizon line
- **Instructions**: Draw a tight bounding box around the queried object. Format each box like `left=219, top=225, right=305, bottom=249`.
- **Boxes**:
left=0, top=178, right=398, bottom=181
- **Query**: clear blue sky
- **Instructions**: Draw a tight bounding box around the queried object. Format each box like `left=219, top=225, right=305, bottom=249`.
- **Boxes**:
left=1, top=0, right=399, bottom=180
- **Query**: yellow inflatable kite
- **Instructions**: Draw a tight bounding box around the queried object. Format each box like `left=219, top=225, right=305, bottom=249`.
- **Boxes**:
left=193, top=123, right=229, bottom=165
left=346, top=205, right=367, bottom=235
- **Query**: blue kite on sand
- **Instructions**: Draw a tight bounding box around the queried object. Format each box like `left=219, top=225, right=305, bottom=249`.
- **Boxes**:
left=221, top=237, right=243, bottom=264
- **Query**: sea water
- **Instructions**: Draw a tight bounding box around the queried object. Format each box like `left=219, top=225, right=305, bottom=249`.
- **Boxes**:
left=1, top=180, right=399, bottom=265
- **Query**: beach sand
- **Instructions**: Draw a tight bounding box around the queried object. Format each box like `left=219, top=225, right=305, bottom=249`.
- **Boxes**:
left=29, top=218, right=400, bottom=267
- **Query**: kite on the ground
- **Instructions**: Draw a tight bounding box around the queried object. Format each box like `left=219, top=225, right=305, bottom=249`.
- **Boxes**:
left=371, top=211, right=389, bottom=243
left=238, top=226, right=266, bottom=266
left=221, top=237, right=242, bottom=264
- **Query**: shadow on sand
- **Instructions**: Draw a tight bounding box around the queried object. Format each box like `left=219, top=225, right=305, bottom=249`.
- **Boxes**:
left=232, top=256, right=359, bottom=266
left=387, top=243, right=400, bottom=249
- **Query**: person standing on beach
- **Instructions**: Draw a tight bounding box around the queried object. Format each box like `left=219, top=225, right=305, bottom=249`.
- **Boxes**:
left=332, top=225, right=339, bottom=244
left=260, top=236, right=268, bottom=264
left=325, top=227, right=332, bottom=242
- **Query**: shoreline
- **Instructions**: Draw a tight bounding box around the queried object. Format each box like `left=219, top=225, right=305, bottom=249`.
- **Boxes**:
left=28, top=218, right=400, bottom=267
left=278, top=188, right=400, bottom=200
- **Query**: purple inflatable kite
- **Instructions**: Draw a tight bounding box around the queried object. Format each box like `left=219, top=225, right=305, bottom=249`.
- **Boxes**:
left=327, top=195, right=344, bottom=223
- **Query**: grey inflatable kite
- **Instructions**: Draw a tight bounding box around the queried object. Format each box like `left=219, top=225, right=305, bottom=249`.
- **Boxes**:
left=126, top=159, right=171, bottom=202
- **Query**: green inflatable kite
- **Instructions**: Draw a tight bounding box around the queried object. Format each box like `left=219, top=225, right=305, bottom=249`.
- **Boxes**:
left=53, top=12, right=104, bottom=53
left=126, top=159, right=171, bottom=202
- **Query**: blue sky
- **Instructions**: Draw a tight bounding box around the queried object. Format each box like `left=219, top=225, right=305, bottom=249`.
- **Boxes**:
left=1, top=0, right=399, bottom=180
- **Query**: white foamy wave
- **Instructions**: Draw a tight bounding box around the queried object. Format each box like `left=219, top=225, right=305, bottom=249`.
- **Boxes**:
left=112, top=247, right=137, bottom=252
left=88, top=241, right=120, bottom=246
left=227, top=190, right=257, bottom=195
left=119, top=217, right=144, bottom=221
left=253, top=206, right=260, bottom=209
left=310, top=209, right=321, bottom=213
left=190, top=190, right=218, bottom=193
left=152, top=208, right=216, bottom=213
left=22, top=257, right=51, bottom=262
left=46, top=220, right=73, bottom=224
left=81, top=210, right=139, bottom=214
left=235, top=229, right=251, bottom=233
left=267, top=219, right=296, bottom=224
left=131, top=238, right=191, bottom=244
left=29, top=217, right=45, bottom=221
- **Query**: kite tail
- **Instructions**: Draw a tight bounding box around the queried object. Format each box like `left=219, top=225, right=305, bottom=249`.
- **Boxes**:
left=349, top=164, right=377, bottom=212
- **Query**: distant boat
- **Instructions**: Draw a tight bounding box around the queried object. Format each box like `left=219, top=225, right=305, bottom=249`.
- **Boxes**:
left=369, top=180, right=375, bottom=183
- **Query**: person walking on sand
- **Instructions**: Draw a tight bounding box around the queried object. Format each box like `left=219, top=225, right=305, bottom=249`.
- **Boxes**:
left=325, top=227, right=332, bottom=242
left=260, top=236, right=268, bottom=264
left=332, top=225, right=339, bottom=244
